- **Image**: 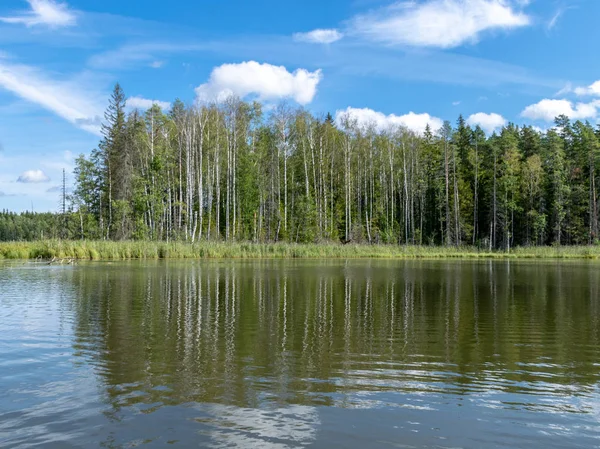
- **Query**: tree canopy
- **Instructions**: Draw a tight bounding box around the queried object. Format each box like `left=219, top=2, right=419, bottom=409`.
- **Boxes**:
left=3, top=85, right=600, bottom=248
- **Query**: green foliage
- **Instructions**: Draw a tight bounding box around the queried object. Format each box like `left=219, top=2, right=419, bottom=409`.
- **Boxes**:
left=2, top=240, right=600, bottom=261
left=3, top=85, right=600, bottom=250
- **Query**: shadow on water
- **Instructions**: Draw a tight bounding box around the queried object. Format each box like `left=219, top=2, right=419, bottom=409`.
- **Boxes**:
left=1, top=259, right=600, bottom=447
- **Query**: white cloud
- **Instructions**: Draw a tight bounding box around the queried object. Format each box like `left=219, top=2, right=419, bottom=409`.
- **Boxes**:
left=521, top=99, right=599, bottom=122
left=335, top=107, right=443, bottom=134
left=293, top=29, right=344, bottom=44
left=195, top=61, right=322, bottom=105
left=547, top=6, right=575, bottom=31
left=349, top=0, right=530, bottom=48
left=88, top=43, right=205, bottom=70
left=0, top=0, right=76, bottom=28
left=554, top=82, right=573, bottom=96
left=547, top=9, right=562, bottom=30
left=467, top=112, right=507, bottom=133
left=452, top=101, right=461, bottom=106
left=0, top=149, right=86, bottom=211
left=127, top=96, right=171, bottom=111
left=0, top=59, right=104, bottom=135
left=574, top=80, right=600, bottom=97
left=531, top=125, right=551, bottom=134
left=17, top=169, right=50, bottom=183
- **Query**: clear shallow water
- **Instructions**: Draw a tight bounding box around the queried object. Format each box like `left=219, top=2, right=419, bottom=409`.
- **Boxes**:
left=1, top=259, right=600, bottom=448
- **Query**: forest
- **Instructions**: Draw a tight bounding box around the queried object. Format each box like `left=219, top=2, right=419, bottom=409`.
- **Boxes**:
left=2, top=83, right=599, bottom=249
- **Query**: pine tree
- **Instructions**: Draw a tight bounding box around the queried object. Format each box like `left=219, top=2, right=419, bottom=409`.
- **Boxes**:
left=99, top=83, right=128, bottom=238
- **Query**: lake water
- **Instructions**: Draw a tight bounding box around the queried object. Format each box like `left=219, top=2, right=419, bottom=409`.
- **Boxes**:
left=1, top=259, right=600, bottom=448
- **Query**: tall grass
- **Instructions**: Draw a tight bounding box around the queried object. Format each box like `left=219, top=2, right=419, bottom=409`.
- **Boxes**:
left=1, top=240, right=600, bottom=261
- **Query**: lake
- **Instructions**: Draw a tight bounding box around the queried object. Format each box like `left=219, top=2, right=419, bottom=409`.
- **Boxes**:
left=1, top=259, right=600, bottom=448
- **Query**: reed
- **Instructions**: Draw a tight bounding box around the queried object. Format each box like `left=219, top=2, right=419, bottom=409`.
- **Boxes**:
left=1, top=240, right=600, bottom=261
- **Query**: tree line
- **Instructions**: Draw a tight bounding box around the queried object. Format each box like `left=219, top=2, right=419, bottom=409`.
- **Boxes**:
left=3, top=84, right=600, bottom=247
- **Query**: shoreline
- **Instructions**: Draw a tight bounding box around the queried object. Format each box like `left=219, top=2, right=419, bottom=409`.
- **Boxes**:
left=1, top=240, right=600, bottom=261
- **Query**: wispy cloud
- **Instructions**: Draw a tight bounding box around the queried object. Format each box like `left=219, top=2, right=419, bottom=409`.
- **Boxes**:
left=467, top=112, right=507, bottom=133
left=293, top=29, right=344, bottom=44
left=88, top=43, right=205, bottom=70
left=87, top=44, right=158, bottom=70
left=196, top=35, right=560, bottom=93
left=335, top=106, right=443, bottom=134
left=46, top=185, right=71, bottom=193
left=547, top=5, right=575, bottom=31
left=554, top=82, right=573, bottom=96
left=547, top=9, right=562, bottom=30
left=195, top=61, right=322, bottom=105
left=333, top=48, right=559, bottom=96
left=127, top=96, right=171, bottom=111
left=0, top=0, right=76, bottom=28
left=17, top=169, right=50, bottom=183
left=40, top=150, right=75, bottom=173
left=87, top=34, right=558, bottom=94
left=348, top=0, right=530, bottom=48
left=0, top=59, right=105, bottom=135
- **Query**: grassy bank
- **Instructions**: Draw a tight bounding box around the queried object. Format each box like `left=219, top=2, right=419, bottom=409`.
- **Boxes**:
left=1, top=240, right=600, bottom=261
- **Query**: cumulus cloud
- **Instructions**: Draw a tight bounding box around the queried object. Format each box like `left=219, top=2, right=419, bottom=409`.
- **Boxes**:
left=521, top=99, right=599, bottom=122
left=195, top=61, right=322, bottom=105
left=293, top=29, right=344, bottom=44
left=150, top=60, right=165, bottom=69
left=335, top=107, right=443, bottom=134
left=349, top=0, right=530, bottom=48
left=127, top=96, right=171, bottom=111
left=17, top=170, right=51, bottom=183
left=467, top=112, right=507, bottom=133
left=574, top=80, right=600, bottom=97
left=0, top=59, right=104, bottom=135
left=0, top=0, right=76, bottom=28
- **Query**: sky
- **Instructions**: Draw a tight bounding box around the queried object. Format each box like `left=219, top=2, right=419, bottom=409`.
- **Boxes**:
left=0, top=0, right=599, bottom=212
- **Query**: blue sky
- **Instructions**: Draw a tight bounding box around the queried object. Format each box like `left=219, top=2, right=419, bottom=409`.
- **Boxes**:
left=1, top=0, right=599, bottom=212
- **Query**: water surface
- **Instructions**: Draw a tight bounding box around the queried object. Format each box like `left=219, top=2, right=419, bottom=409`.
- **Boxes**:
left=1, top=259, right=600, bottom=448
